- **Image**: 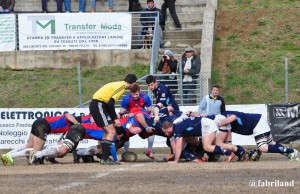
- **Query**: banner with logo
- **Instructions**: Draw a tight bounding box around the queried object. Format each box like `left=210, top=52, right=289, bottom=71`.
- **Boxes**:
left=0, top=14, right=16, bottom=51
left=18, top=13, right=132, bottom=51
left=0, top=108, right=168, bottom=149
left=0, top=105, right=270, bottom=149
left=268, top=103, right=300, bottom=144
left=0, top=108, right=92, bottom=149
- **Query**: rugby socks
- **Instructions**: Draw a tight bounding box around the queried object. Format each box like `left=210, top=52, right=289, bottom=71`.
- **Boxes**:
left=101, top=140, right=111, bottom=161
left=109, top=143, right=118, bottom=161
left=223, top=150, right=232, bottom=156
left=34, top=144, right=60, bottom=158
left=213, top=146, right=224, bottom=155
left=223, top=141, right=232, bottom=156
left=181, top=150, right=196, bottom=161
left=268, top=143, right=293, bottom=155
left=147, top=135, right=155, bottom=151
left=7, top=144, right=27, bottom=154
left=123, top=141, right=130, bottom=153
left=8, top=148, right=34, bottom=158
left=236, top=145, right=245, bottom=156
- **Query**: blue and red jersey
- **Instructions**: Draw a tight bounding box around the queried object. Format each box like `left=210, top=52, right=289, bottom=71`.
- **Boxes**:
left=79, top=114, right=93, bottom=123
left=81, top=122, right=105, bottom=141
left=44, top=114, right=73, bottom=134
left=121, top=93, right=152, bottom=111
left=77, top=115, right=105, bottom=141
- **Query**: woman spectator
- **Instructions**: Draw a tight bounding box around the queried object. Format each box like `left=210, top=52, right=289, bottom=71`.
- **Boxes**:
left=180, top=47, right=201, bottom=104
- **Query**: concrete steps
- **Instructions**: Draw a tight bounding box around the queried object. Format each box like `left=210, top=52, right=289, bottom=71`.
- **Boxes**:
left=158, top=1, right=205, bottom=60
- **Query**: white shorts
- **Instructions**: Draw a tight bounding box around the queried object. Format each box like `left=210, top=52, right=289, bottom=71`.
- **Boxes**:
left=253, top=116, right=271, bottom=136
left=201, top=117, right=219, bottom=137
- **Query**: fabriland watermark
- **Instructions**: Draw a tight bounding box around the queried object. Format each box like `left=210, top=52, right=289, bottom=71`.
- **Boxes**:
left=249, top=180, right=294, bottom=188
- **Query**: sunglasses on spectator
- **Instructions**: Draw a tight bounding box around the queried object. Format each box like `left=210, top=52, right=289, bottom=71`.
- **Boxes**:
left=185, top=51, right=192, bottom=53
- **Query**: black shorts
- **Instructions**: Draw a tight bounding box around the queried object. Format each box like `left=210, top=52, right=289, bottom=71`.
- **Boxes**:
left=64, top=124, right=86, bottom=151
left=89, top=99, right=113, bottom=128
left=31, top=118, right=51, bottom=141
left=65, top=124, right=85, bottom=145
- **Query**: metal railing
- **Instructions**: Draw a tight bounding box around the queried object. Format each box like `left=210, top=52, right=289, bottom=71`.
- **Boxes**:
left=75, top=72, right=205, bottom=108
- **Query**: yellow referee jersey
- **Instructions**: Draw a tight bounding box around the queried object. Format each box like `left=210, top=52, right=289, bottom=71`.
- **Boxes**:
left=93, top=81, right=126, bottom=103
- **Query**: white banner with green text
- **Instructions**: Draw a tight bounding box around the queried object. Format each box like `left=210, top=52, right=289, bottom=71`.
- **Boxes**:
left=18, top=13, right=132, bottom=51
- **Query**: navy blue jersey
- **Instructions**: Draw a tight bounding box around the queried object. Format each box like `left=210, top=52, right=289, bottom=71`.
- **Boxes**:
left=173, top=117, right=203, bottom=139
left=222, top=111, right=261, bottom=135
left=150, top=116, right=178, bottom=137
left=153, top=82, right=181, bottom=115
left=145, top=109, right=178, bottom=137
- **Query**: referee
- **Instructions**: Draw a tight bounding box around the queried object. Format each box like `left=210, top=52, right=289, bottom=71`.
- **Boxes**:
left=89, top=74, right=137, bottom=165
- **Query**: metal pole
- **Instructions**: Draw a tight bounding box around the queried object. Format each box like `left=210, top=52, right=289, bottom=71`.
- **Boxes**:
left=77, top=61, right=83, bottom=107
left=179, top=57, right=183, bottom=105
left=285, top=58, right=288, bottom=103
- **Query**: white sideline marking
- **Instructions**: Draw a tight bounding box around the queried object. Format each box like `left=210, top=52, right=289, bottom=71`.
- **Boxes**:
left=113, top=168, right=127, bottom=171
left=113, top=164, right=146, bottom=171
left=53, top=164, right=147, bottom=191
left=55, top=182, right=86, bottom=191
left=89, top=172, right=110, bottom=178
left=131, top=164, right=145, bottom=168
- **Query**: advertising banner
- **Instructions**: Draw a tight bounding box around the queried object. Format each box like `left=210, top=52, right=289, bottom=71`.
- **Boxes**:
left=0, top=14, right=16, bottom=51
left=0, top=108, right=93, bottom=149
left=268, top=103, right=300, bottom=144
left=0, top=105, right=269, bottom=149
left=0, top=108, right=167, bottom=149
left=18, top=13, right=132, bottom=50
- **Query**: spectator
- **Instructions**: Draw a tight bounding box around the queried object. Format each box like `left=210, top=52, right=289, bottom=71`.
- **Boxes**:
left=128, top=0, right=142, bottom=12
left=0, top=0, right=15, bottom=13
left=108, top=0, right=113, bottom=12
left=180, top=47, right=201, bottom=104
left=157, top=49, right=178, bottom=94
left=79, top=0, right=96, bottom=12
left=160, top=0, right=181, bottom=30
left=41, top=0, right=71, bottom=13
left=198, top=84, right=226, bottom=116
left=140, top=0, right=164, bottom=48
